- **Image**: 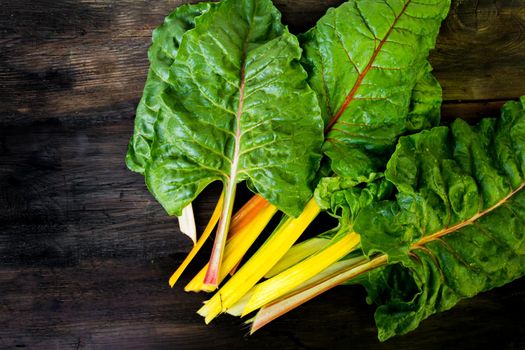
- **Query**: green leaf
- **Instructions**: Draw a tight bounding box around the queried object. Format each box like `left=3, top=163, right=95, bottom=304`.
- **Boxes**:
left=143, top=0, right=324, bottom=285
left=145, top=0, right=323, bottom=218
left=126, top=2, right=213, bottom=173
left=354, top=98, right=525, bottom=341
left=300, top=0, right=450, bottom=179
left=127, top=0, right=324, bottom=286
left=405, top=61, right=442, bottom=132
left=314, top=174, right=391, bottom=228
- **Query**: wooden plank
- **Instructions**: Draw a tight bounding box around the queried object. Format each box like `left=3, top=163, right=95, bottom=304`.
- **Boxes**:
left=1, top=0, right=524, bottom=125
left=442, top=99, right=508, bottom=121
left=0, top=122, right=215, bottom=265
left=0, top=259, right=523, bottom=349
left=430, top=0, right=525, bottom=101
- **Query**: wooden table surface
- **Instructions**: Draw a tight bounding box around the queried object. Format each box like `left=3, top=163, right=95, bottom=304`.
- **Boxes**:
left=1, top=0, right=525, bottom=349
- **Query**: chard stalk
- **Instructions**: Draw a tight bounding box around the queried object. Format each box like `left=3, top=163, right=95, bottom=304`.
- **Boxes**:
left=227, top=256, right=365, bottom=316
left=169, top=193, right=224, bottom=287
left=241, top=232, right=361, bottom=316
left=228, top=195, right=270, bottom=234
left=185, top=200, right=277, bottom=292
left=264, top=237, right=332, bottom=279
left=178, top=204, right=197, bottom=245
left=250, top=254, right=388, bottom=333
left=204, top=182, right=238, bottom=287
left=197, top=198, right=321, bottom=323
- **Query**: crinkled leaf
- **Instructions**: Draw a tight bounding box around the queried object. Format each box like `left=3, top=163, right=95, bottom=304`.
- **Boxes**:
left=126, top=2, right=213, bottom=173
left=354, top=98, right=525, bottom=341
left=145, top=0, right=323, bottom=217
left=314, top=174, right=391, bottom=228
left=300, top=0, right=449, bottom=180
left=405, top=61, right=442, bottom=131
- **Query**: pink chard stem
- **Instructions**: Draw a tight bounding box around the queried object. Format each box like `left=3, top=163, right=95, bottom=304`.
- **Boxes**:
left=204, top=182, right=238, bottom=287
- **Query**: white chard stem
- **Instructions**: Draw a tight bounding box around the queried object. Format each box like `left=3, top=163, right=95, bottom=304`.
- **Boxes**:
left=178, top=203, right=197, bottom=245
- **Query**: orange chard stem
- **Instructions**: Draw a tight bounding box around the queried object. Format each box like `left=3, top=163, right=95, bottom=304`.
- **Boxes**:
left=229, top=194, right=268, bottom=234
left=185, top=199, right=277, bottom=292
left=228, top=195, right=269, bottom=275
left=205, top=193, right=268, bottom=288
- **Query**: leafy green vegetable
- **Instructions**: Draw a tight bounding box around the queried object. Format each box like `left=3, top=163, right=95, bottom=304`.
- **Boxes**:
left=353, top=97, right=525, bottom=341
left=252, top=99, right=524, bottom=339
left=315, top=174, right=391, bottom=228
left=126, top=2, right=213, bottom=173
left=129, top=0, right=324, bottom=285
left=405, top=61, right=442, bottom=132
left=146, top=0, right=324, bottom=218
left=124, top=1, right=525, bottom=343
left=300, top=0, right=450, bottom=180
left=196, top=0, right=450, bottom=321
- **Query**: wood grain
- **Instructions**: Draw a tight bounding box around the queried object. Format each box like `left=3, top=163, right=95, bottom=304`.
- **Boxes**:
left=431, top=0, right=525, bottom=102
left=1, top=258, right=523, bottom=349
left=1, top=0, right=525, bottom=349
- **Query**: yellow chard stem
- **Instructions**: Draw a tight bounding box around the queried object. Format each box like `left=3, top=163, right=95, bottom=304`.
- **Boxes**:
left=225, top=289, right=255, bottom=317
left=241, top=232, right=361, bottom=316
left=169, top=193, right=224, bottom=287
left=227, top=256, right=365, bottom=317
left=185, top=199, right=278, bottom=292
left=171, top=193, right=268, bottom=289
left=250, top=254, right=389, bottom=334
left=197, top=198, right=321, bottom=323
left=264, top=237, right=332, bottom=279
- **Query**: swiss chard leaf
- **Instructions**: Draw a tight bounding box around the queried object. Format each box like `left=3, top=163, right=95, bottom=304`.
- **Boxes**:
left=126, top=2, right=213, bottom=173
left=313, top=59, right=442, bottom=231
left=314, top=174, right=392, bottom=229
left=354, top=97, right=525, bottom=341
left=300, top=0, right=450, bottom=180
left=145, top=0, right=323, bottom=218
left=143, top=0, right=324, bottom=284
left=405, top=61, right=442, bottom=132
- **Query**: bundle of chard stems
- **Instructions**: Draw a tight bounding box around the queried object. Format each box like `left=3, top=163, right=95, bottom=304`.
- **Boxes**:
left=127, top=0, right=525, bottom=340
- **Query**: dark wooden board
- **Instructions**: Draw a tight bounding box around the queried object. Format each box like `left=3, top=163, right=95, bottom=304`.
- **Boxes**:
left=1, top=0, right=525, bottom=349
